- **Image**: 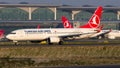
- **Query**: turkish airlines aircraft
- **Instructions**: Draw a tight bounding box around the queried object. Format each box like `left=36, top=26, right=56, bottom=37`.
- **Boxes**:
left=62, top=6, right=120, bottom=39
left=62, top=14, right=120, bottom=39
left=62, top=6, right=107, bottom=39
left=62, top=15, right=111, bottom=39
left=6, top=6, right=103, bottom=45
left=6, top=28, right=100, bottom=45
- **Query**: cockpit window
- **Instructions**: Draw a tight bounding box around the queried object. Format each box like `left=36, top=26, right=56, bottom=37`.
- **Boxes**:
left=10, top=32, right=16, bottom=34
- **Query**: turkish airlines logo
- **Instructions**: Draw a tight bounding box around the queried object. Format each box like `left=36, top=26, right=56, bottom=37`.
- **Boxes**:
left=64, top=20, right=70, bottom=28
left=89, top=14, right=100, bottom=28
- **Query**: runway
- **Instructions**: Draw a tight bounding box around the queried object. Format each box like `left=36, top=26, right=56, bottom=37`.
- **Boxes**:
left=36, top=64, right=120, bottom=68
left=0, top=39, right=120, bottom=47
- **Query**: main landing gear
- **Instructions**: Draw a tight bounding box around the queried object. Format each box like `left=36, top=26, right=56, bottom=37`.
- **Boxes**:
left=46, top=38, right=64, bottom=45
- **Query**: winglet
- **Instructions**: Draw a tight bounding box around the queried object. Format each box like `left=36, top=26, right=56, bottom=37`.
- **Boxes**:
left=96, top=24, right=104, bottom=33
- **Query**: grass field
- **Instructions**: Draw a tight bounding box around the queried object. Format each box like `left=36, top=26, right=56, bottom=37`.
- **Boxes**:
left=0, top=45, right=120, bottom=67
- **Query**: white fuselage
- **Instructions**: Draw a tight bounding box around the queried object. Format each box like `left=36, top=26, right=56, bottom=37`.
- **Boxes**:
left=67, top=30, right=120, bottom=39
left=6, top=28, right=97, bottom=41
left=86, top=30, right=120, bottom=39
left=107, top=30, right=120, bottom=39
left=88, top=30, right=110, bottom=38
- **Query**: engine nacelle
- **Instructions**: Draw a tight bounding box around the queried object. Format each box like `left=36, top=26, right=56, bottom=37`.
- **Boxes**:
left=49, top=36, right=60, bottom=43
left=108, top=36, right=115, bottom=39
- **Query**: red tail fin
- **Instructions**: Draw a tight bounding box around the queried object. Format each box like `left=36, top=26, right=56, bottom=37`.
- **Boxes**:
left=80, top=6, right=103, bottom=28
left=62, top=16, right=73, bottom=28
left=0, top=30, right=4, bottom=39
left=37, top=24, right=40, bottom=29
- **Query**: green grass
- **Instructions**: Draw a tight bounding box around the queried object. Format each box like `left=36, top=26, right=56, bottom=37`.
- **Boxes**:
left=0, top=46, right=119, bottom=58
left=0, top=45, right=120, bottom=67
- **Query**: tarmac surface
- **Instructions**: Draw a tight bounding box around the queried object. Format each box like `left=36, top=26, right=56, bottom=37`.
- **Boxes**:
left=0, top=39, right=120, bottom=47
left=35, top=64, right=120, bottom=68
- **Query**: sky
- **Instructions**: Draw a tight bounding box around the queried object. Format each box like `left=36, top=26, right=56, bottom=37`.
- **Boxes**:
left=0, top=0, right=120, bottom=6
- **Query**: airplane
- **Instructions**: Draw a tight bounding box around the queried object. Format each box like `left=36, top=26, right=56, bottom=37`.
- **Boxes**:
left=5, top=6, right=103, bottom=45
left=61, top=6, right=109, bottom=39
left=62, top=5, right=120, bottom=40
left=6, top=27, right=101, bottom=45
left=63, top=16, right=120, bottom=39
left=63, top=14, right=120, bottom=39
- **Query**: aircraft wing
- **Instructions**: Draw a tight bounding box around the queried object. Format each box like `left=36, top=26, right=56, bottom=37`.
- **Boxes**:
left=60, top=32, right=97, bottom=39
left=95, top=29, right=112, bottom=38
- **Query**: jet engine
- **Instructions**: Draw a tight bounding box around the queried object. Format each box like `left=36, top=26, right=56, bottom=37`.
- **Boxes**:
left=108, top=36, right=115, bottom=39
left=49, top=36, right=60, bottom=43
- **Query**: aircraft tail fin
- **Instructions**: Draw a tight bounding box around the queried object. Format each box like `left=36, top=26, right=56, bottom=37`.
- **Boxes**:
left=62, top=16, right=73, bottom=28
left=96, top=24, right=104, bottom=33
left=0, top=30, right=4, bottom=39
left=80, top=6, right=103, bottom=28
left=37, top=24, right=40, bottom=29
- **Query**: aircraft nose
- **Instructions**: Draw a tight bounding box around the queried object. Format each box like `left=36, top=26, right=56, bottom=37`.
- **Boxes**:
left=6, top=34, right=12, bottom=40
left=6, top=35, right=10, bottom=39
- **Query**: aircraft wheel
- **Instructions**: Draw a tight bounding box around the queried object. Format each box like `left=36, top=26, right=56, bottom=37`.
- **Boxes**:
left=14, top=42, right=19, bottom=45
left=58, top=41, right=63, bottom=45
left=46, top=38, right=52, bottom=45
left=98, top=36, right=102, bottom=39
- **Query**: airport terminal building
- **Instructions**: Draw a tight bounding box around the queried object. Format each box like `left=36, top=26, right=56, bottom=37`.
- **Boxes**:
left=0, top=4, right=120, bottom=21
left=0, top=4, right=120, bottom=31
